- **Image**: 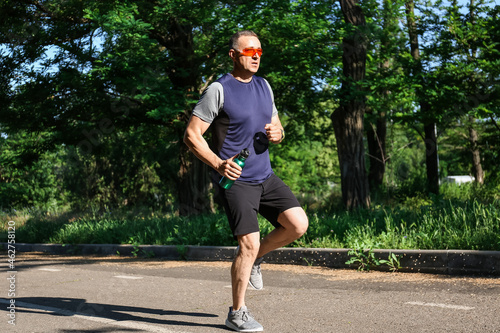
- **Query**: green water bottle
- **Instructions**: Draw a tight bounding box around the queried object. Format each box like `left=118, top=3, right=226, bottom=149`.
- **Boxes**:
left=219, top=148, right=250, bottom=189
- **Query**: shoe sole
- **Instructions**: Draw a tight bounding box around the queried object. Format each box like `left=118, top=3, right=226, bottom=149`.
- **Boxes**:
left=225, top=319, right=264, bottom=332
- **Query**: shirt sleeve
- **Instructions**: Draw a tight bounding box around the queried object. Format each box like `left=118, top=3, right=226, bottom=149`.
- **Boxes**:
left=192, top=82, right=224, bottom=123
left=263, top=78, right=279, bottom=117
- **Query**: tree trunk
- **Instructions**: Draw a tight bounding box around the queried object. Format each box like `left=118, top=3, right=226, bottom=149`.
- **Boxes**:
left=332, top=0, right=370, bottom=209
left=178, top=144, right=214, bottom=215
left=165, top=19, right=214, bottom=216
left=405, top=0, right=439, bottom=194
left=424, top=120, right=439, bottom=194
left=468, top=118, right=484, bottom=184
left=467, top=0, right=484, bottom=185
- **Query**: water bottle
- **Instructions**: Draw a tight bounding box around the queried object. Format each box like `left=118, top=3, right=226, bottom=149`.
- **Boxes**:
left=219, top=148, right=250, bottom=189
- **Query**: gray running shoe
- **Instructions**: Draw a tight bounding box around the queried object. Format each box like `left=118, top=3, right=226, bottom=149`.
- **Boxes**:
left=249, top=257, right=264, bottom=290
left=225, top=306, right=264, bottom=332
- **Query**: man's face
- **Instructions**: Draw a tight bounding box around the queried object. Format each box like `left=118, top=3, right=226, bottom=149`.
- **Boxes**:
left=231, top=36, right=262, bottom=74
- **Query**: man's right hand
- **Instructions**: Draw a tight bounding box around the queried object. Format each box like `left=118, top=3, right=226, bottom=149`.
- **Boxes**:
left=218, top=154, right=243, bottom=180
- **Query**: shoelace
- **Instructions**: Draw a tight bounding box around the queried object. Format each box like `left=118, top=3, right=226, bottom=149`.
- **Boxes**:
left=240, top=309, right=253, bottom=322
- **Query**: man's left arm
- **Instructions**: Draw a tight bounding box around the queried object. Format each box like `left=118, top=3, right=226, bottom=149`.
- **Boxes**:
left=265, top=114, right=284, bottom=144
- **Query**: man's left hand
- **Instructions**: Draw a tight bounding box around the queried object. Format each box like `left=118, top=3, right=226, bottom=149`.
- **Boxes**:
left=264, top=123, right=283, bottom=144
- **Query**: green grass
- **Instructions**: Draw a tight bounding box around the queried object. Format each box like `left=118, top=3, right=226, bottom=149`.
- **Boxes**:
left=2, top=198, right=499, bottom=251
left=295, top=199, right=500, bottom=250
left=5, top=213, right=236, bottom=247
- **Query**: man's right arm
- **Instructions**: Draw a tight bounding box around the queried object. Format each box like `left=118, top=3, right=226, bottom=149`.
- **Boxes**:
left=183, top=115, right=242, bottom=180
left=183, top=115, right=223, bottom=172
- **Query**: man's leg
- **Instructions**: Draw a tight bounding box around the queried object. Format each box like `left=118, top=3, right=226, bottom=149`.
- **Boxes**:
left=232, top=231, right=261, bottom=310
left=227, top=231, right=264, bottom=332
left=257, top=207, right=308, bottom=259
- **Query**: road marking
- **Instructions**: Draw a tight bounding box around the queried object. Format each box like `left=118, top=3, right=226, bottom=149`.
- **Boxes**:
left=38, top=268, right=62, bottom=272
left=406, top=301, right=475, bottom=310
left=114, top=275, right=144, bottom=280
left=0, top=299, right=193, bottom=333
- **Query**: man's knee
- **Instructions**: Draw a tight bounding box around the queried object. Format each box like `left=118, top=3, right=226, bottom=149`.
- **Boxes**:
left=294, top=214, right=308, bottom=238
left=280, top=207, right=309, bottom=238
left=237, top=232, right=261, bottom=257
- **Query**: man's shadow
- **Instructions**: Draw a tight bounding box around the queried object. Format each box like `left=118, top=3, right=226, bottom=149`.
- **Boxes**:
left=11, top=297, right=231, bottom=331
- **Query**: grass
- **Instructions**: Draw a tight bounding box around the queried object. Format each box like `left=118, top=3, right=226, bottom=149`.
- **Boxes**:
left=295, top=199, right=500, bottom=250
left=4, top=212, right=236, bottom=247
left=2, top=197, right=499, bottom=251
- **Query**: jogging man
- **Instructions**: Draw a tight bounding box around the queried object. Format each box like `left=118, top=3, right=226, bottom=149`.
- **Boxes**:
left=184, top=30, right=308, bottom=332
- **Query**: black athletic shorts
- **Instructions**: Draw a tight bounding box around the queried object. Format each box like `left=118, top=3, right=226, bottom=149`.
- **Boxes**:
left=218, top=173, right=301, bottom=238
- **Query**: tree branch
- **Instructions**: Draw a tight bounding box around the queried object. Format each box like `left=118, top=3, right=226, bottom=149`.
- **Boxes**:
left=490, top=115, right=500, bottom=132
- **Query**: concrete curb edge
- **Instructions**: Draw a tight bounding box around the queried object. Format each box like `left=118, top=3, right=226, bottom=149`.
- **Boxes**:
left=2, top=243, right=499, bottom=276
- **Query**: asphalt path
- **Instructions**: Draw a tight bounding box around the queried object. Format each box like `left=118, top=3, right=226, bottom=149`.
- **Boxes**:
left=1, top=253, right=499, bottom=333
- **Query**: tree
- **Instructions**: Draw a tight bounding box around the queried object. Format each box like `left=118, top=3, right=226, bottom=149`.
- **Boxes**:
left=405, top=0, right=440, bottom=195
left=364, top=0, right=409, bottom=191
left=0, top=0, right=345, bottom=213
left=465, top=0, right=484, bottom=184
left=247, top=1, right=342, bottom=207
left=442, top=0, right=490, bottom=184
left=427, top=0, right=498, bottom=185
left=331, top=0, right=370, bottom=209
left=0, top=0, right=233, bottom=214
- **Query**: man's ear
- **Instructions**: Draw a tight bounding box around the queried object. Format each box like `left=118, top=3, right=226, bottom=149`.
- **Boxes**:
left=229, top=49, right=237, bottom=60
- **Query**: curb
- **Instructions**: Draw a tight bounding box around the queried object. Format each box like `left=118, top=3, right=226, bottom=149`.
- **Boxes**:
left=2, top=243, right=499, bottom=276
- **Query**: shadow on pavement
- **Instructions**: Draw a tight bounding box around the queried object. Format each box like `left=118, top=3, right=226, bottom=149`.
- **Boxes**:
left=12, top=297, right=229, bottom=331
left=11, top=254, right=180, bottom=272
left=59, top=328, right=143, bottom=332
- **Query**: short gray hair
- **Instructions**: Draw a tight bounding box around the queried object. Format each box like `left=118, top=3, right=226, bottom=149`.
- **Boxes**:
left=229, top=30, right=259, bottom=50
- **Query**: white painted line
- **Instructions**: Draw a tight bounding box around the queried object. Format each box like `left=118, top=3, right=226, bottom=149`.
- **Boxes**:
left=406, top=301, right=475, bottom=310
left=38, top=268, right=62, bottom=272
left=0, top=299, right=193, bottom=333
left=114, top=275, right=144, bottom=280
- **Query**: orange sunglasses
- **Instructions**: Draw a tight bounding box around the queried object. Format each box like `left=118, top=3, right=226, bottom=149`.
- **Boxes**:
left=238, top=48, right=263, bottom=57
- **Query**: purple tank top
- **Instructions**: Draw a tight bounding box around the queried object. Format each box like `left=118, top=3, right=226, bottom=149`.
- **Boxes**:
left=210, top=74, right=274, bottom=183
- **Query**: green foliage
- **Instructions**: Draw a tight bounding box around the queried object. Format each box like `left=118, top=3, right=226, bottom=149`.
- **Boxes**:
left=341, top=200, right=500, bottom=251
left=383, top=252, right=402, bottom=272
left=13, top=210, right=236, bottom=247
left=345, top=250, right=401, bottom=272
left=176, top=244, right=188, bottom=261
left=0, top=0, right=344, bottom=213
left=364, top=0, right=414, bottom=116
left=345, top=249, right=382, bottom=272
left=270, top=105, right=340, bottom=209
left=60, top=128, right=179, bottom=211
left=8, top=190, right=499, bottom=253
left=0, top=0, right=499, bottom=215
left=292, top=188, right=500, bottom=251
left=0, top=132, right=67, bottom=211
left=381, top=124, right=428, bottom=197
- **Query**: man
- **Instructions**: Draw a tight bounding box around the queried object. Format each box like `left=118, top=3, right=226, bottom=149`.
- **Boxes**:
left=184, top=30, right=308, bottom=332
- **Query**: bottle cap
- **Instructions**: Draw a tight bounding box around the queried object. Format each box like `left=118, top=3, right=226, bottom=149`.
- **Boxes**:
left=240, top=148, right=250, bottom=159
